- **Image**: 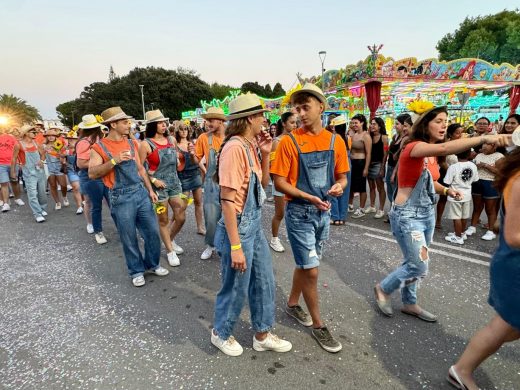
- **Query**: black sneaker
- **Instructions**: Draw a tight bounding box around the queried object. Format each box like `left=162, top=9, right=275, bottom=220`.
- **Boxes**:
left=285, top=304, right=313, bottom=327
left=312, top=327, right=342, bottom=353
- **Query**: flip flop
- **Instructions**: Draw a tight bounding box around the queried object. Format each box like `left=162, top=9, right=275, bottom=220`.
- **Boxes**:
left=447, top=366, right=469, bottom=390
left=401, top=308, right=437, bottom=322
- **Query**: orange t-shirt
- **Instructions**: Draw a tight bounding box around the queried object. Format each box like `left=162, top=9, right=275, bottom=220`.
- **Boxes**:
left=195, top=132, right=223, bottom=167
left=35, top=133, right=45, bottom=145
left=91, top=138, right=141, bottom=189
left=270, top=128, right=350, bottom=200
left=219, top=138, right=262, bottom=214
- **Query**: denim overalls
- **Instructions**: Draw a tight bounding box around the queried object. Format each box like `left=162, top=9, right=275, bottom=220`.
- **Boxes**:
left=203, top=133, right=222, bottom=247
left=45, top=148, right=63, bottom=176
left=285, top=132, right=336, bottom=269
left=213, top=138, right=274, bottom=340
left=146, top=138, right=182, bottom=201
left=21, top=141, right=47, bottom=218
left=177, top=147, right=202, bottom=192
left=380, top=168, right=437, bottom=305
left=97, top=139, right=162, bottom=278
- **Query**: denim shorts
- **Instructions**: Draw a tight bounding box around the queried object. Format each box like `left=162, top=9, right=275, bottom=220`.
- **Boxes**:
left=368, top=162, right=383, bottom=180
left=156, top=184, right=182, bottom=202
left=472, top=179, right=499, bottom=199
left=285, top=202, right=330, bottom=269
left=0, top=164, right=12, bottom=183
left=178, top=170, right=202, bottom=192
left=67, top=170, right=80, bottom=183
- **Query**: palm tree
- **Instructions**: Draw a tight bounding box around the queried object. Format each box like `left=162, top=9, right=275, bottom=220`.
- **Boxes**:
left=0, top=94, right=41, bottom=127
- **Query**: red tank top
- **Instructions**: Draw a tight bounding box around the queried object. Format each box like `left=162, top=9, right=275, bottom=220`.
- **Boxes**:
left=398, top=141, right=440, bottom=188
left=146, top=139, right=173, bottom=171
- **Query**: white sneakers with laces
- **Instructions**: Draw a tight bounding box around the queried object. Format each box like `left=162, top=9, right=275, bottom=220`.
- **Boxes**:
left=201, top=246, right=214, bottom=260
left=464, top=226, right=477, bottom=236
left=270, top=237, right=285, bottom=252
left=86, top=224, right=94, bottom=234
left=211, top=329, right=244, bottom=356
left=445, top=235, right=464, bottom=245
left=2, top=203, right=10, bottom=212
left=55, top=203, right=62, bottom=210
left=151, top=266, right=169, bottom=276
left=171, top=240, right=184, bottom=254
left=167, top=251, right=180, bottom=267
left=351, top=208, right=365, bottom=219
left=41, top=210, right=48, bottom=216
left=14, top=199, right=25, bottom=206
left=364, top=206, right=377, bottom=214
left=35, top=215, right=46, bottom=223
left=76, top=207, right=83, bottom=214
left=253, top=332, right=292, bottom=353
left=374, top=210, right=385, bottom=219
left=63, top=198, right=70, bottom=207
left=132, top=275, right=145, bottom=287
left=481, top=230, right=496, bottom=241
left=95, top=232, right=107, bottom=244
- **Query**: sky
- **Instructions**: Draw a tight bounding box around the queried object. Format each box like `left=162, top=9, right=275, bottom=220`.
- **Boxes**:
left=0, top=0, right=515, bottom=118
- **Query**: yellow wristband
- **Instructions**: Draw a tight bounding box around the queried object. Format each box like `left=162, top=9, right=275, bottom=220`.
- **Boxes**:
left=110, top=158, right=117, bottom=166
left=231, top=243, right=242, bottom=251
left=151, top=177, right=157, bottom=184
left=443, top=187, right=449, bottom=196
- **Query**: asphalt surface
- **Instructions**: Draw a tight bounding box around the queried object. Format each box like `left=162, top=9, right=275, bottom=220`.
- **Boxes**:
left=1, top=192, right=519, bottom=390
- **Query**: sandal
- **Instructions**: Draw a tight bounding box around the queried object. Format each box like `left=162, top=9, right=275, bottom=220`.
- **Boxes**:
left=447, top=366, right=469, bottom=390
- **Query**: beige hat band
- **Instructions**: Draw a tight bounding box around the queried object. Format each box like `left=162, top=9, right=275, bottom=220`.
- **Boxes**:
left=147, top=115, right=168, bottom=122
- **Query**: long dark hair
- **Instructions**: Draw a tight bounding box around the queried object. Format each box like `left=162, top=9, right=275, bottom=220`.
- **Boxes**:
left=79, top=127, right=104, bottom=145
left=276, top=112, right=295, bottom=137
left=213, top=118, right=249, bottom=183
left=175, top=123, right=192, bottom=143
left=351, top=114, right=368, bottom=131
left=334, top=123, right=347, bottom=145
left=409, top=106, right=448, bottom=143
left=396, top=113, right=413, bottom=127
left=499, top=114, right=520, bottom=134
left=495, top=147, right=520, bottom=193
left=447, top=123, right=463, bottom=140
left=371, top=117, right=387, bottom=136
left=145, top=121, right=160, bottom=138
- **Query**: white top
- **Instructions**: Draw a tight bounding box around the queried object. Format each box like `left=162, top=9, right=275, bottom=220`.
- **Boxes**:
left=473, top=152, right=504, bottom=181
left=444, top=161, right=479, bottom=202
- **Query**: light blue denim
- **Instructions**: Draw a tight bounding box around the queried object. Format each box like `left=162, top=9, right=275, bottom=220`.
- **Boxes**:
left=203, top=134, right=221, bottom=247
left=79, top=169, right=110, bottom=234
left=331, top=155, right=352, bottom=221
left=385, top=163, right=398, bottom=203
left=21, top=146, right=47, bottom=218
left=145, top=139, right=182, bottom=201
left=213, top=140, right=274, bottom=340
left=380, top=169, right=437, bottom=305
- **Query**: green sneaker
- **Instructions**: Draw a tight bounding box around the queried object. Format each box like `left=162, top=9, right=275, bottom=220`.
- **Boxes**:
left=312, top=327, right=342, bottom=353
left=285, top=304, right=312, bottom=327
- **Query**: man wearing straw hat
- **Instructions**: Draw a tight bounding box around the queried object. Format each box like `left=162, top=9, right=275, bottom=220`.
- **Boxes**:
left=89, top=107, right=169, bottom=287
left=271, top=83, right=349, bottom=353
left=196, top=107, right=226, bottom=260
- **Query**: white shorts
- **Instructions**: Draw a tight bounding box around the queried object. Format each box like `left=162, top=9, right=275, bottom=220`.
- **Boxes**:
left=444, top=201, right=472, bottom=220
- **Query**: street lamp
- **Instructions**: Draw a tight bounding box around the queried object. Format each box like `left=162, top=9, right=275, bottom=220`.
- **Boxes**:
left=139, top=85, right=145, bottom=120
left=318, top=50, right=327, bottom=90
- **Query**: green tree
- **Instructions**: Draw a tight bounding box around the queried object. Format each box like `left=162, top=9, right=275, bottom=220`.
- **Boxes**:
left=272, top=82, right=286, bottom=97
left=241, top=81, right=267, bottom=96
left=436, top=10, right=520, bottom=64
left=209, top=82, right=236, bottom=100
left=0, top=94, right=41, bottom=126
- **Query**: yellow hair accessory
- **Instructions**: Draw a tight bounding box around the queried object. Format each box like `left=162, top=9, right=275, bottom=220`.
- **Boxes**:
left=406, top=100, right=434, bottom=115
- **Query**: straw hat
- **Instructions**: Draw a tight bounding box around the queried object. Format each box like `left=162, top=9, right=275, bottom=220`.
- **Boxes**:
left=201, top=107, right=226, bottom=121
left=44, top=128, right=60, bottom=137
left=226, top=93, right=269, bottom=121
left=78, top=114, right=106, bottom=130
left=100, top=106, right=133, bottom=124
left=19, top=124, right=37, bottom=137
left=411, top=106, right=447, bottom=132
left=331, top=116, right=347, bottom=126
left=291, top=83, right=328, bottom=108
left=145, top=109, right=169, bottom=124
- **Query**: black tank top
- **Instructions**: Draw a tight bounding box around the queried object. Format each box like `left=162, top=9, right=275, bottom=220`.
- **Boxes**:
left=387, top=136, right=401, bottom=167
left=371, top=135, right=384, bottom=163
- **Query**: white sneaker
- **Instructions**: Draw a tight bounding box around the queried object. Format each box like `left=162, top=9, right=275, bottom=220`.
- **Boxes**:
left=270, top=237, right=285, bottom=252
left=465, top=226, right=477, bottom=236
left=445, top=235, right=464, bottom=245
left=152, top=266, right=169, bottom=276
left=35, top=216, right=46, bottom=223
left=14, top=199, right=25, bottom=206
left=348, top=204, right=354, bottom=212
left=95, top=232, right=107, bottom=244
left=481, top=230, right=496, bottom=241
left=364, top=206, right=377, bottom=214
left=76, top=207, right=83, bottom=214
left=374, top=210, right=385, bottom=219
left=448, top=232, right=468, bottom=241
left=66, top=185, right=72, bottom=192
left=351, top=208, right=365, bottom=219
left=132, top=275, right=145, bottom=287
left=41, top=210, right=48, bottom=216
left=201, top=246, right=214, bottom=260
left=0, top=200, right=3, bottom=206
left=63, top=198, right=70, bottom=207
left=167, top=251, right=180, bottom=267
left=171, top=240, right=184, bottom=254
left=2, top=203, right=10, bottom=212
left=86, top=224, right=94, bottom=234
left=55, top=203, right=62, bottom=210
left=211, top=329, right=243, bottom=357
left=253, top=332, right=292, bottom=353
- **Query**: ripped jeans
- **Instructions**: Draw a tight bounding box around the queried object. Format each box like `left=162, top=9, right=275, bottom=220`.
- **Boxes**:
left=380, top=204, right=435, bottom=305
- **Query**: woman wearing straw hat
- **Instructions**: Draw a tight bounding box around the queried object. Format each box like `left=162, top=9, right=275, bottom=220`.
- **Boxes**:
left=62, top=131, right=84, bottom=215
left=76, top=115, right=110, bottom=242
left=10, top=124, right=48, bottom=222
left=43, top=127, right=69, bottom=210
left=138, top=109, right=186, bottom=267
left=211, top=93, right=292, bottom=357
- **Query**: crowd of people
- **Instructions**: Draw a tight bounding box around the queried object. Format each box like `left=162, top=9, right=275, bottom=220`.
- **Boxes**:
left=1, top=84, right=519, bottom=390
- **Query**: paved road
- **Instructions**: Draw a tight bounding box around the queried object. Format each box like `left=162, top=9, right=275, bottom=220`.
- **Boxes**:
left=1, top=195, right=519, bottom=390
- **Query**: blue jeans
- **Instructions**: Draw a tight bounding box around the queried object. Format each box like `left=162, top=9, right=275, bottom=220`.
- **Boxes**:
left=23, top=169, right=47, bottom=218
left=203, top=179, right=221, bottom=247
left=80, top=170, right=110, bottom=234
left=213, top=215, right=275, bottom=340
left=380, top=204, right=435, bottom=304
left=385, top=164, right=397, bottom=203
left=110, top=184, right=162, bottom=278
left=331, top=166, right=352, bottom=221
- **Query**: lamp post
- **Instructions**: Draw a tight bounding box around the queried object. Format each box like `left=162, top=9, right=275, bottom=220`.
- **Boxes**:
left=318, top=50, right=327, bottom=90
left=139, top=85, right=145, bottom=120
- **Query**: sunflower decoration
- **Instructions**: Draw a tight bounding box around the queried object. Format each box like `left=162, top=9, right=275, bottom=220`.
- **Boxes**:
left=53, top=139, right=64, bottom=152
left=73, top=125, right=79, bottom=132
left=95, top=115, right=104, bottom=124
left=281, top=83, right=302, bottom=107
left=66, top=130, right=77, bottom=138
left=153, top=202, right=167, bottom=215
left=180, top=193, right=194, bottom=206
left=406, top=100, right=434, bottom=115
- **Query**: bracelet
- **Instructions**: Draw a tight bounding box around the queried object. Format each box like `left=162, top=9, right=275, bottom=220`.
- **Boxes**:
left=231, top=243, right=242, bottom=251
left=110, top=158, right=117, bottom=166
left=443, top=187, right=449, bottom=196
left=151, top=177, right=157, bottom=184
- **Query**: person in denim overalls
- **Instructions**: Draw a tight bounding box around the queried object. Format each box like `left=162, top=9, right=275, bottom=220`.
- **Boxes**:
left=139, top=110, right=186, bottom=268
left=449, top=152, right=519, bottom=390
left=10, top=124, right=48, bottom=222
left=271, top=84, right=348, bottom=353
left=211, top=93, right=292, bottom=357
left=62, top=135, right=84, bottom=214
left=89, top=106, right=169, bottom=287
left=374, top=106, right=512, bottom=323
left=43, top=128, right=69, bottom=210
left=197, top=107, right=226, bottom=260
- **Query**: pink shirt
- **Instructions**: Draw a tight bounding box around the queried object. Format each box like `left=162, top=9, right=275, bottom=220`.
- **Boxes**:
left=76, top=139, right=92, bottom=161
